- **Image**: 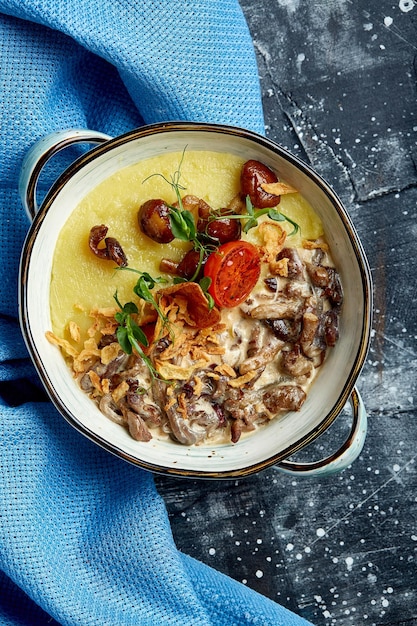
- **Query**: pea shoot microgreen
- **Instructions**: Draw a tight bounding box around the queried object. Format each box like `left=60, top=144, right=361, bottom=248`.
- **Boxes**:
left=113, top=271, right=174, bottom=382
left=231, top=196, right=300, bottom=236
left=196, top=275, right=215, bottom=309
left=169, top=206, right=195, bottom=241
left=116, top=268, right=170, bottom=328
left=142, top=147, right=187, bottom=211
left=168, top=204, right=216, bottom=304
left=200, top=193, right=299, bottom=237
left=113, top=290, right=165, bottom=383
left=113, top=293, right=148, bottom=355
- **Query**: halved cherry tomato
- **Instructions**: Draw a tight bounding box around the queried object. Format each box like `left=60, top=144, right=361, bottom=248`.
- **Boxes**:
left=204, top=241, right=261, bottom=308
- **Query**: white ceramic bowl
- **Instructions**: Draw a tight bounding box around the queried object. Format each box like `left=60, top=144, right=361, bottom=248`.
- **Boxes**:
left=19, top=123, right=372, bottom=478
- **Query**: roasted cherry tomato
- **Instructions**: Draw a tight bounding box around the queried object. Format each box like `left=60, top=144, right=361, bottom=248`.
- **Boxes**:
left=241, top=159, right=280, bottom=208
left=203, top=241, right=261, bottom=308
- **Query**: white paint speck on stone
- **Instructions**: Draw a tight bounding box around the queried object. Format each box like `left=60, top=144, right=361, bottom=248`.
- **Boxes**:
left=399, top=0, right=415, bottom=13
left=277, top=0, right=301, bottom=14
left=296, top=52, right=305, bottom=73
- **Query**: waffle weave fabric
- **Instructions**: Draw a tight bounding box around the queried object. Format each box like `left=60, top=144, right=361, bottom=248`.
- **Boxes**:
left=0, top=1, right=313, bottom=624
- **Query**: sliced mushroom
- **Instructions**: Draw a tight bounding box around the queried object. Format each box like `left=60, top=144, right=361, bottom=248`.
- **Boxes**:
left=323, top=308, right=340, bottom=347
left=239, top=334, right=283, bottom=375
left=265, top=318, right=302, bottom=343
left=300, top=311, right=325, bottom=365
left=99, top=394, right=125, bottom=425
left=166, top=395, right=221, bottom=445
left=306, top=264, right=343, bottom=306
left=247, top=297, right=304, bottom=320
left=123, top=407, right=152, bottom=442
left=89, top=224, right=127, bottom=266
left=262, top=384, right=306, bottom=413
left=281, top=344, right=314, bottom=379
left=125, top=390, right=162, bottom=426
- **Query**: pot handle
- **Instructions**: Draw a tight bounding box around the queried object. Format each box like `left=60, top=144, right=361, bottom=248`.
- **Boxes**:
left=274, top=387, right=367, bottom=477
left=19, top=128, right=113, bottom=221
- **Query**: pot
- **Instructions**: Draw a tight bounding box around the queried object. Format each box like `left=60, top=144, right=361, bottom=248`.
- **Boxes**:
left=18, top=123, right=372, bottom=478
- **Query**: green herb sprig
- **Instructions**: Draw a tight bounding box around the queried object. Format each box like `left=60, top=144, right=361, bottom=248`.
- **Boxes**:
left=114, top=293, right=148, bottom=356
left=116, top=268, right=170, bottom=329
left=168, top=207, right=216, bottom=308
left=229, top=196, right=300, bottom=236
left=113, top=270, right=175, bottom=382
left=113, top=291, right=166, bottom=384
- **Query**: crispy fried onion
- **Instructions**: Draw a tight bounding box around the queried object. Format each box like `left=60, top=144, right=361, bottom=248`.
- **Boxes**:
left=45, top=307, right=119, bottom=374
left=156, top=282, right=221, bottom=329
left=258, top=222, right=287, bottom=274
left=260, top=181, right=298, bottom=196
left=152, top=284, right=225, bottom=381
left=302, top=239, right=329, bottom=252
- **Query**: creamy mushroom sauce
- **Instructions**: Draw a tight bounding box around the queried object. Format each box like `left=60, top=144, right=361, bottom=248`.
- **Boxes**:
left=48, top=150, right=342, bottom=446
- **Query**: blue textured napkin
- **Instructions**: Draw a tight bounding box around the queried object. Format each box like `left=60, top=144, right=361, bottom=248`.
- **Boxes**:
left=0, top=1, right=313, bottom=624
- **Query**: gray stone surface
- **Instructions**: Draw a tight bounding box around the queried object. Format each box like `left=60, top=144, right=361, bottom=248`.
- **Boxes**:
left=156, top=2, right=417, bottom=624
